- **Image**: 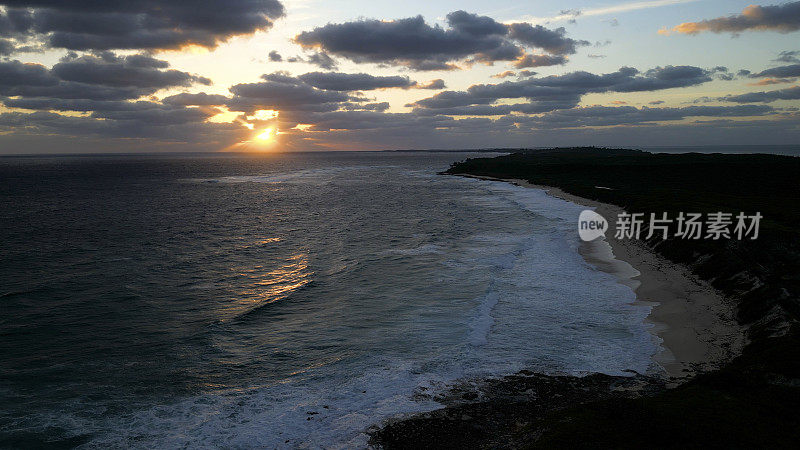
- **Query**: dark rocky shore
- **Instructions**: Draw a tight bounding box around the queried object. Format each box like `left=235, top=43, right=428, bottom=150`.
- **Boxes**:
left=370, top=372, right=665, bottom=449
left=370, top=148, right=800, bottom=448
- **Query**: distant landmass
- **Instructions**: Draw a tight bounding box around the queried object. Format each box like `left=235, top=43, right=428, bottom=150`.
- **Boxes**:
left=382, top=145, right=800, bottom=156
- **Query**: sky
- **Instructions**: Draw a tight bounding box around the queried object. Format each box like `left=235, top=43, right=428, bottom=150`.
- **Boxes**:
left=1, top=0, right=799, bottom=153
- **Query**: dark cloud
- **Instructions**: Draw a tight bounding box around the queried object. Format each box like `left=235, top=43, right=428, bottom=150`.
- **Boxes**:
left=411, top=66, right=713, bottom=113
left=0, top=52, right=211, bottom=114
left=775, top=50, right=800, bottom=63
left=721, top=86, right=800, bottom=103
left=162, top=92, right=230, bottom=106
left=294, top=10, right=584, bottom=71
left=411, top=101, right=580, bottom=117
left=513, top=54, right=567, bottom=68
left=0, top=38, right=16, bottom=55
left=506, top=23, right=588, bottom=55
left=52, top=52, right=210, bottom=88
left=268, top=50, right=282, bottom=62
left=446, top=10, right=507, bottom=37
left=560, top=9, right=581, bottom=24
left=306, top=52, right=337, bottom=70
left=89, top=105, right=216, bottom=125
left=666, top=2, right=800, bottom=35
left=0, top=59, right=57, bottom=89
left=417, top=79, right=446, bottom=90
left=527, top=105, right=774, bottom=128
left=281, top=51, right=338, bottom=69
left=343, top=101, right=390, bottom=112
left=0, top=109, right=245, bottom=147
left=749, top=64, right=800, bottom=79
left=0, top=58, right=175, bottom=101
left=295, top=12, right=511, bottom=70
left=227, top=72, right=353, bottom=113
left=710, top=66, right=734, bottom=81
left=298, top=72, right=416, bottom=91
left=0, top=0, right=285, bottom=52
left=2, top=97, right=159, bottom=111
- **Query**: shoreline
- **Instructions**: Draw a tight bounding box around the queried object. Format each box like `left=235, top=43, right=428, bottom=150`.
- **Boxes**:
left=459, top=174, right=745, bottom=380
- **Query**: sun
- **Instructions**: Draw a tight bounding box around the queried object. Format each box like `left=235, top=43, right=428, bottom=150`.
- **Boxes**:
left=256, top=128, right=276, bottom=142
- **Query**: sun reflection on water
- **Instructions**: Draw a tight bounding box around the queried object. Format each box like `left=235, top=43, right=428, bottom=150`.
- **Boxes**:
left=223, top=252, right=312, bottom=321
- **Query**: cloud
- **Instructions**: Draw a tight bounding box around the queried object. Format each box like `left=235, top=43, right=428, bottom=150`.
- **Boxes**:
left=0, top=110, right=245, bottom=146
left=492, top=71, right=516, bottom=79
left=411, top=65, right=713, bottom=113
left=775, top=50, right=800, bottom=63
left=268, top=51, right=283, bottom=62
left=513, top=53, right=567, bottom=68
left=749, top=64, right=800, bottom=79
left=297, top=72, right=416, bottom=91
left=721, top=86, right=800, bottom=103
left=525, top=104, right=774, bottom=128
left=343, top=102, right=390, bottom=112
left=0, top=0, right=286, bottom=52
left=306, top=52, right=337, bottom=70
left=0, top=54, right=206, bottom=104
left=294, top=12, right=512, bottom=70
left=0, top=38, right=17, bottom=55
left=748, top=78, right=795, bottom=86
left=161, top=92, right=230, bottom=106
left=560, top=9, right=582, bottom=24
left=294, top=10, right=585, bottom=71
left=89, top=105, right=217, bottom=125
left=663, top=2, right=800, bottom=35
left=52, top=52, right=210, bottom=88
left=417, top=79, right=446, bottom=89
left=506, top=23, right=588, bottom=55
left=227, top=72, right=353, bottom=113
left=282, top=51, right=338, bottom=70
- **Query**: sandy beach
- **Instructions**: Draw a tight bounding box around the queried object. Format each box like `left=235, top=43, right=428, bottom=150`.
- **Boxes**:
left=466, top=175, right=746, bottom=380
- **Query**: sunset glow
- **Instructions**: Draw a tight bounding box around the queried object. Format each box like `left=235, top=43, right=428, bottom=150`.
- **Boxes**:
left=0, top=1, right=798, bottom=152
left=2, top=1, right=800, bottom=447
left=256, top=128, right=277, bottom=142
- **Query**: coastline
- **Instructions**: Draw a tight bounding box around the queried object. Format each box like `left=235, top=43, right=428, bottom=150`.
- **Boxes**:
left=461, top=174, right=745, bottom=380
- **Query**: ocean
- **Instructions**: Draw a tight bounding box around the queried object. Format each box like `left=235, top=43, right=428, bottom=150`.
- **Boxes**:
left=0, top=152, right=657, bottom=448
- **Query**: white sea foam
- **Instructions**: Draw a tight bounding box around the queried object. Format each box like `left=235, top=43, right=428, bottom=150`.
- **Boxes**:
left=75, top=174, right=657, bottom=448
left=81, top=357, right=452, bottom=449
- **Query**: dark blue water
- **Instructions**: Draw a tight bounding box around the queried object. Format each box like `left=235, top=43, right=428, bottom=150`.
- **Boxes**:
left=0, top=152, right=655, bottom=447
